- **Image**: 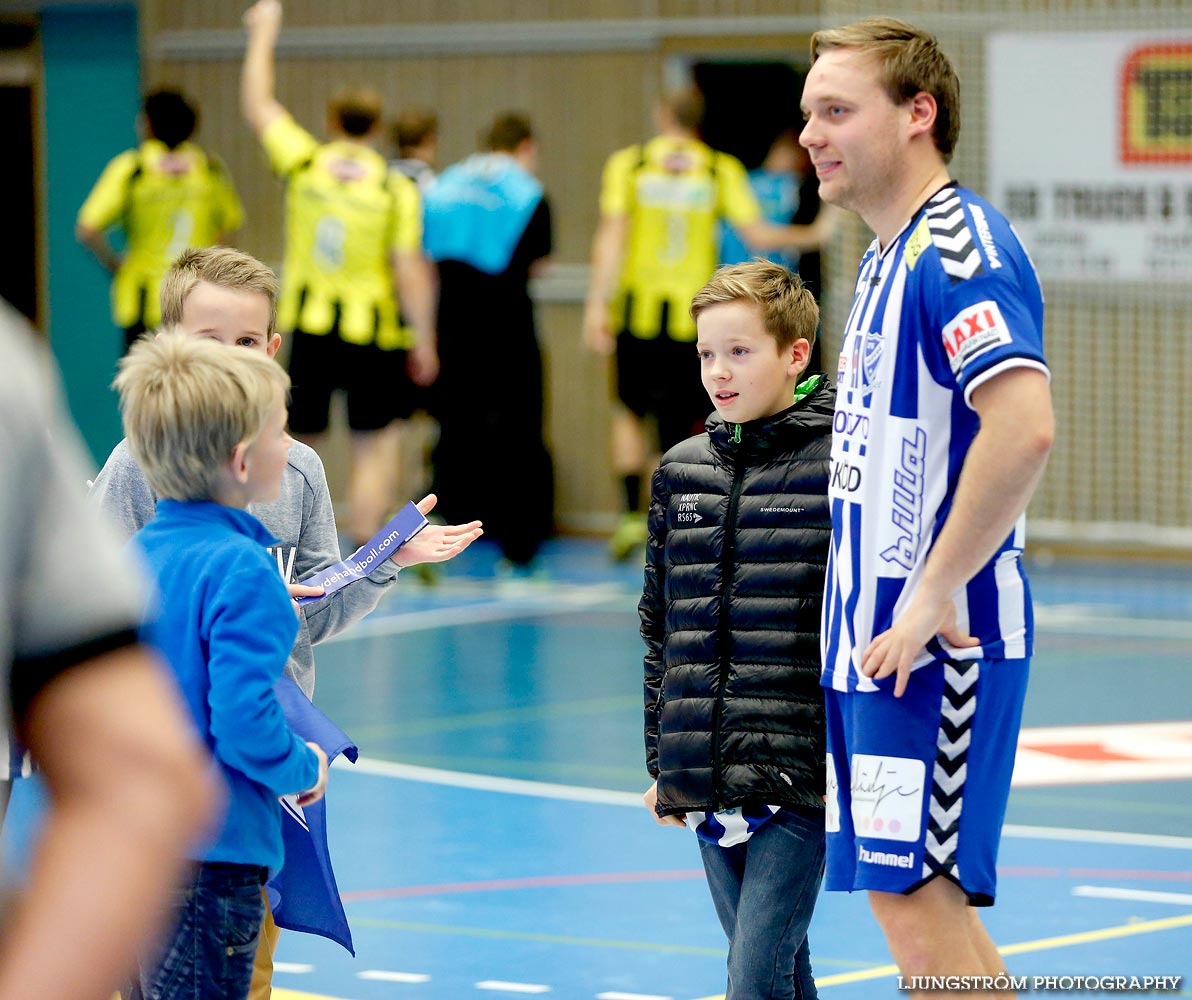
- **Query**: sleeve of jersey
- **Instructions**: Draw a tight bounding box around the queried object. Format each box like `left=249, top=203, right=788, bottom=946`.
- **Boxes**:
left=598, top=148, right=634, bottom=217
left=77, top=151, right=138, bottom=231
left=260, top=114, right=320, bottom=178
left=389, top=173, right=423, bottom=255
left=934, top=268, right=1049, bottom=409
left=717, top=154, right=762, bottom=228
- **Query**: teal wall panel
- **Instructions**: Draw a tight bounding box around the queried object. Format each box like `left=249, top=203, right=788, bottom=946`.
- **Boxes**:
left=41, top=3, right=138, bottom=464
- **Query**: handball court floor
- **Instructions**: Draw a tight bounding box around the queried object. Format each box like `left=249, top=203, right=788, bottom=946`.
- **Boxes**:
left=5, top=539, right=1191, bottom=999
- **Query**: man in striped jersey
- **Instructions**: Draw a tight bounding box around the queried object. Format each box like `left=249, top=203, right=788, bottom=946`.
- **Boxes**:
left=800, top=18, right=1053, bottom=998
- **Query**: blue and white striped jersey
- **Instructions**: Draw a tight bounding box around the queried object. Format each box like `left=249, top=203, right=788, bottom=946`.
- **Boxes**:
left=821, top=184, right=1048, bottom=693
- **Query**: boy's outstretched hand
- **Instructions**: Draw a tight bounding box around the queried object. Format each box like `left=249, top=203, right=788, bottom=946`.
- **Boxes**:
left=296, top=742, right=328, bottom=807
left=391, top=494, right=483, bottom=568
left=643, top=781, right=686, bottom=828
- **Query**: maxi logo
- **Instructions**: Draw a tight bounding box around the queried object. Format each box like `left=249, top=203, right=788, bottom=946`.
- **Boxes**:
left=880, top=428, right=927, bottom=570
left=941, top=300, right=1011, bottom=375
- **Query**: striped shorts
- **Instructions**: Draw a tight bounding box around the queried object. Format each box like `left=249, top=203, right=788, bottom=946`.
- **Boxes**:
left=823, top=657, right=1029, bottom=906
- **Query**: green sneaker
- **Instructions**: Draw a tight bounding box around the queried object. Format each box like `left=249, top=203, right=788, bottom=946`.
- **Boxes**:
left=608, top=512, right=648, bottom=562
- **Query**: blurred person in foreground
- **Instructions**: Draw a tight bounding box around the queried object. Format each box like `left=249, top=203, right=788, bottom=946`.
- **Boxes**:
left=0, top=302, right=217, bottom=1000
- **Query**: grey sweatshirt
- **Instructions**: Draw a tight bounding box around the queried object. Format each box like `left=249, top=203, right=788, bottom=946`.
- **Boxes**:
left=90, top=438, right=397, bottom=697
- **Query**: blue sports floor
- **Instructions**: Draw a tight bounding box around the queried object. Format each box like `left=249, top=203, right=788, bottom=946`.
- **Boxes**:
left=5, top=540, right=1191, bottom=998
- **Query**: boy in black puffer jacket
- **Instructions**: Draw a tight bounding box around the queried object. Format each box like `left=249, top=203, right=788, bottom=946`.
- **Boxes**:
left=641, top=260, right=832, bottom=1000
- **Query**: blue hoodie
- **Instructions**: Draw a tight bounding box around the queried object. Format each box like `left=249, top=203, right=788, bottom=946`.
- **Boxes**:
left=135, top=500, right=319, bottom=871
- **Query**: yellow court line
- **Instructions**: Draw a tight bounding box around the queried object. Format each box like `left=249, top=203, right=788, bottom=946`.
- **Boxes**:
left=274, top=990, right=353, bottom=1000
left=691, top=911, right=1192, bottom=999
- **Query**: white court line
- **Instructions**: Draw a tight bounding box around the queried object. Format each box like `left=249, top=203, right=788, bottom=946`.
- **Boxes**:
left=326, top=588, right=1192, bottom=644
left=333, top=756, right=1192, bottom=851
left=1073, top=885, right=1192, bottom=906
left=475, top=981, right=551, bottom=994
left=597, top=993, right=673, bottom=1000
left=357, top=969, right=432, bottom=983
left=336, top=756, right=642, bottom=806
left=273, top=962, right=314, bottom=974
left=323, top=581, right=631, bottom=643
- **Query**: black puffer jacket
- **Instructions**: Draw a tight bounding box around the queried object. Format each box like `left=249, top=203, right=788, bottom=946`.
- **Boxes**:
left=641, top=376, right=833, bottom=817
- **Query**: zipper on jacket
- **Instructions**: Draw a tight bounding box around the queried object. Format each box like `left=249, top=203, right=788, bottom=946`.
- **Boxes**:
left=709, top=432, right=746, bottom=807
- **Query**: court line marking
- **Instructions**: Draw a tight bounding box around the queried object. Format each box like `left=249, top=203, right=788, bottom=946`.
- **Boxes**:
left=323, top=581, right=631, bottom=643
left=336, top=756, right=1192, bottom=850
left=1073, top=885, right=1192, bottom=906
left=325, top=585, right=1192, bottom=644
left=357, top=969, right=432, bottom=983
left=689, top=913, right=1192, bottom=997
left=475, top=982, right=551, bottom=994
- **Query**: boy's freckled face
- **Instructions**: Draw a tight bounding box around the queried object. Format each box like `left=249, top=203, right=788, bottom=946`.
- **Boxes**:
left=696, top=300, right=804, bottom=424
left=179, top=282, right=279, bottom=356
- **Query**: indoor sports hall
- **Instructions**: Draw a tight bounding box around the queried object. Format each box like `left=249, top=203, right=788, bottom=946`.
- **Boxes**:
left=10, top=541, right=1189, bottom=999
left=3, top=1, right=1191, bottom=998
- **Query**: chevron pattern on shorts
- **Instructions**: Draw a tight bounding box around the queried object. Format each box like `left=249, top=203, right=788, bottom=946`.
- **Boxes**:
left=923, top=659, right=980, bottom=882
left=926, top=192, right=984, bottom=284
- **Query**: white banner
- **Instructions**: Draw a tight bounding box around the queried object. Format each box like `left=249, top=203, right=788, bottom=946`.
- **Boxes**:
left=987, top=32, right=1192, bottom=282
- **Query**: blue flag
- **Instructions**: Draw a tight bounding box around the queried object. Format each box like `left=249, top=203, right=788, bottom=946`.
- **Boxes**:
left=269, top=676, right=359, bottom=955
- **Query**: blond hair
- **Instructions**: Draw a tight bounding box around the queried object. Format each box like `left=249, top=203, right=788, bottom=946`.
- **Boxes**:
left=811, top=17, right=960, bottom=162
left=690, top=260, right=819, bottom=351
left=160, top=246, right=278, bottom=333
left=114, top=329, right=289, bottom=501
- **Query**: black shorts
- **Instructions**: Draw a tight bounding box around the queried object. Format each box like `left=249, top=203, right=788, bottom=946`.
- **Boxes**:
left=286, top=328, right=418, bottom=434
left=615, top=330, right=712, bottom=451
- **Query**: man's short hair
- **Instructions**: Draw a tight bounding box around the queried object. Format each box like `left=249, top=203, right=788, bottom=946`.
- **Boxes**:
left=810, top=17, right=960, bottom=162
left=690, top=260, right=819, bottom=351
left=114, top=330, right=289, bottom=502
left=484, top=113, right=534, bottom=153
left=329, top=87, right=382, bottom=137
left=160, top=246, right=279, bottom=334
left=660, top=89, right=705, bottom=132
left=143, top=89, right=198, bottom=149
left=391, top=108, right=438, bottom=155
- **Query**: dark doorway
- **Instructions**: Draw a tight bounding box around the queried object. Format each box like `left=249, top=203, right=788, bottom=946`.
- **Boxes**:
left=0, top=22, right=37, bottom=323
left=691, top=60, right=824, bottom=369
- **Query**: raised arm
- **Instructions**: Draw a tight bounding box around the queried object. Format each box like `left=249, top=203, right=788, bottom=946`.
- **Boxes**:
left=241, top=0, right=288, bottom=135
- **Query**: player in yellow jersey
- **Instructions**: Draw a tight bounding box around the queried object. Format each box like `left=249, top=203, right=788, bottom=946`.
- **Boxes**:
left=583, top=90, right=837, bottom=559
left=241, top=0, right=438, bottom=551
left=76, top=89, right=243, bottom=352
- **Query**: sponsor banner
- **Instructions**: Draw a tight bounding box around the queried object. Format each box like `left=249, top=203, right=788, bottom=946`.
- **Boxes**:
left=988, top=32, right=1192, bottom=281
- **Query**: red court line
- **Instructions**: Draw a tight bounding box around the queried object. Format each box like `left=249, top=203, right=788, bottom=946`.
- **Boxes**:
left=341, top=869, right=706, bottom=903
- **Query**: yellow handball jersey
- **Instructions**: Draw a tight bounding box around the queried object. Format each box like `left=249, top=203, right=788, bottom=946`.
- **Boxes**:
left=599, top=136, right=760, bottom=342
left=262, top=114, right=422, bottom=351
left=77, top=140, right=243, bottom=329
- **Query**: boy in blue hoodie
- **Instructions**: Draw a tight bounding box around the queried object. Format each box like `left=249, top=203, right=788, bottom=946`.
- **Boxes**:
left=115, top=331, right=327, bottom=1000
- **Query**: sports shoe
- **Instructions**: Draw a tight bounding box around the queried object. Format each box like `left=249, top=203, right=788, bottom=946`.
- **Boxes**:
left=608, top=512, right=648, bottom=562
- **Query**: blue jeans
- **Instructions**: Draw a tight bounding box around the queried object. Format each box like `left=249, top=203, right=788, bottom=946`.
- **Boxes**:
left=138, top=862, right=265, bottom=1000
left=698, top=806, right=825, bottom=1000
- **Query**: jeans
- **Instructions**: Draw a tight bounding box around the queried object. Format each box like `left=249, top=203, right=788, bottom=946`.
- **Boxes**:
left=138, top=862, right=266, bottom=1000
left=698, top=806, right=826, bottom=1000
